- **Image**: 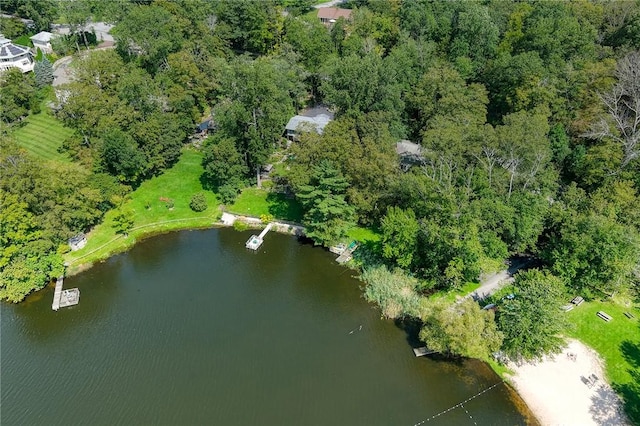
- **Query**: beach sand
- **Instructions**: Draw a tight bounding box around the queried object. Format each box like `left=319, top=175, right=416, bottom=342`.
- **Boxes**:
left=508, top=339, right=629, bottom=426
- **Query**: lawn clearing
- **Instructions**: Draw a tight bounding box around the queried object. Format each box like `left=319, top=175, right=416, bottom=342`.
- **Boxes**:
left=13, top=35, right=32, bottom=47
left=65, top=149, right=220, bottom=270
left=431, top=281, right=482, bottom=304
left=346, top=226, right=381, bottom=244
left=228, top=187, right=304, bottom=222
left=12, top=109, right=73, bottom=162
left=566, top=299, right=640, bottom=423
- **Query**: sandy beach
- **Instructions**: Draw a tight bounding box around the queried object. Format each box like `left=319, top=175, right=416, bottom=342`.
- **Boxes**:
left=508, top=339, right=629, bottom=426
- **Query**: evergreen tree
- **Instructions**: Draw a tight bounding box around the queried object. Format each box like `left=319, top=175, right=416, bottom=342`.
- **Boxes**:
left=297, top=161, right=355, bottom=246
left=34, top=57, right=54, bottom=88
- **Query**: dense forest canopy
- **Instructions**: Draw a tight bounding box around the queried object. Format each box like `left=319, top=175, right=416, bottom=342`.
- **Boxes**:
left=1, top=1, right=639, bottom=342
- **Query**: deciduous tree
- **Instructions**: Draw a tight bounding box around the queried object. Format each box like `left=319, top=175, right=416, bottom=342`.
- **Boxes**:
left=497, top=269, right=568, bottom=361
left=419, top=298, right=503, bottom=360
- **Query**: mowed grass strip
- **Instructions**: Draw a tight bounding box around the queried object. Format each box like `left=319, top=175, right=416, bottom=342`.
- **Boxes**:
left=13, top=111, right=73, bottom=162
left=567, top=300, right=639, bottom=383
left=228, top=187, right=304, bottom=222
left=566, top=300, right=640, bottom=421
left=65, top=149, right=220, bottom=269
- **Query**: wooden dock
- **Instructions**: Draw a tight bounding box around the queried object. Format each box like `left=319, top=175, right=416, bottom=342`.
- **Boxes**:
left=52, top=276, right=64, bottom=310
left=52, top=275, right=80, bottom=310
left=413, top=347, right=437, bottom=357
left=246, top=223, right=273, bottom=250
left=336, top=242, right=358, bottom=264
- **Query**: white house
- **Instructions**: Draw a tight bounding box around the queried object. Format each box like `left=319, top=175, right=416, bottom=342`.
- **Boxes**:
left=0, top=34, right=34, bottom=73
left=68, top=233, right=87, bottom=251
left=30, top=31, right=55, bottom=54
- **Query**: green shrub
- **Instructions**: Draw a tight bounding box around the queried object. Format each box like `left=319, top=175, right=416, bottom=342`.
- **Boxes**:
left=233, top=220, right=249, bottom=231
left=219, top=183, right=240, bottom=205
left=361, top=265, right=421, bottom=319
left=189, top=192, right=208, bottom=212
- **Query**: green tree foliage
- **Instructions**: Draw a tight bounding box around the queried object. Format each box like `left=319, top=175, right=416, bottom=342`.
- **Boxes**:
left=98, top=129, right=146, bottom=183
left=286, top=113, right=397, bottom=222
left=361, top=265, right=421, bottom=319
left=320, top=52, right=404, bottom=134
left=282, top=15, right=332, bottom=72
left=214, top=56, right=297, bottom=172
left=213, top=0, right=283, bottom=54
left=0, top=17, right=27, bottom=38
left=497, top=269, right=568, bottom=361
left=0, top=139, right=114, bottom=302
left=113, top=4, right=184, bottom=73
left=59, top=0, right=93, bottom=50
left=448, top=2, right=500, bottom=76
left=297, top=161, right=355, bottom=246
left=112, top=209, right=134, bottom=235
left=0, top=68, right=39, bottom=124
left=381, top=206, right=419, bottom=268
left=202, top=134, right=248, bottom=204
left=34, top=57, right=54, bottom=88
left=2, top=0, right=58, bottom=31
left=419, top=299, right=503, bottom=360
left=543, top=187, right=640, bottom=298
left=56, top=49, right=187, bottom=183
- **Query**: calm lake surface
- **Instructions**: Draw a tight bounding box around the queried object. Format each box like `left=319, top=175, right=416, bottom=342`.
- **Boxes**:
left=2, top=228, right=536, bottom=425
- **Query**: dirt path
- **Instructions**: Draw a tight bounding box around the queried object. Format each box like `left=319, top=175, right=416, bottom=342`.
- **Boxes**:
left=465, top=257, right=533, bottom=301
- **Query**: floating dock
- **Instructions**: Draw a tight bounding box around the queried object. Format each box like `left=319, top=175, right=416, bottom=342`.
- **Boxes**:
left=413, top=347, right=436, bottom=357
left=52, top=276, right=80, bottom=310
left=246, top=223, right=273, bottom=250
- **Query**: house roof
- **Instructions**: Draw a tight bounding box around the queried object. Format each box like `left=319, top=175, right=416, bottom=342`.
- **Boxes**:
left=285, top=115, right=331, bottom=134
left=300, top=105, right=334, bottom=120
left=30, top=31, right=54, bottom=43
left=68, top=233, right=86, bottom=245
left=396, top=140, right=422, bottom=156
left=317, top=7, right=352, bottom=21
left=0, top=35, right=31, bottom=60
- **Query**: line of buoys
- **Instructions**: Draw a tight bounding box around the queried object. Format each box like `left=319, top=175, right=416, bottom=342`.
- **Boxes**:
left=412, top=381, right=503, bottom=425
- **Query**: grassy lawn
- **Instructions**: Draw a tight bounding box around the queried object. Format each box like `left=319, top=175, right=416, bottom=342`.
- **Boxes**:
left=13, top=35, right=33, bottom=47
left=346, top=226, right=381, bottom=244
left=228, top=187, right=304, bottom=222
left=566, top=300, right=640, bottom=422
left=65, top=149, right=220, bottom=271
left=12, top=109, right=73, bottom=162
left=431, top=281, right=482, bottom=304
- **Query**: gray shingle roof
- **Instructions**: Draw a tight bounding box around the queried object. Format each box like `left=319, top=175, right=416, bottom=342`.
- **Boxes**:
left=285, top=114, right=332, bottom=134
left=30, top=31, right=54, bottom=43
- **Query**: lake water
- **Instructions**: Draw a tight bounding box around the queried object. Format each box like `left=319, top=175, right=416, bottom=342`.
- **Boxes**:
left=1, top=228, right=536, bottom=425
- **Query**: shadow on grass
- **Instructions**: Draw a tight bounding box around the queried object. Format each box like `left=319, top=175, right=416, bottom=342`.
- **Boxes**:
left=612, top=370, right=640, bottom=425
left=266, top=192, right=303, bottom=222
left=614, top=321, right=640, bottom=424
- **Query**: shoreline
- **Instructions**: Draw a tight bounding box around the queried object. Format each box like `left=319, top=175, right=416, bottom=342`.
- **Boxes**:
left=61, top=217, right=624, bottom=425
left=64, top=212, right=305, bottom=277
